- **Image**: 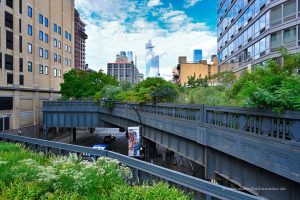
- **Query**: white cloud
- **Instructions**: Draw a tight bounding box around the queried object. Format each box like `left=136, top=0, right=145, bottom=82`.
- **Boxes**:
left=75, top=0, right=217, bottom=80
left=184, top=0, right=202, bottom=8
left=147, top=0, right=163, bottom=7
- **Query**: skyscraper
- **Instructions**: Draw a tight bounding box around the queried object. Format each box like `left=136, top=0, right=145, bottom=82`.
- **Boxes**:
left=193, top=49, right=203, bottom=63
left=145, top=40, right=160, bottom=78
left=74, top=9, right=88, bottom=70
left=0, top=0, right=75, bottom=132
left=127, top=51, right=133, bottom=62
left=217, top=0, right=300, bottom=75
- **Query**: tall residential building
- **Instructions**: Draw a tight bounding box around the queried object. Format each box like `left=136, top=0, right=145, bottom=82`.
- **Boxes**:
left=0, top=0, right=74, bottom=133
left=173, top=55, right=218, bottom=85
left=145, top=40, right=160, bottom=78
left=127, top=51, right=133, bottom=62
left=193, top=49, right=203, bottom=63
left=107, top=52, right=139, bottom=84
left=74, top=9, right=87, bottom=70
left=217, top=0, right=300, bottom=75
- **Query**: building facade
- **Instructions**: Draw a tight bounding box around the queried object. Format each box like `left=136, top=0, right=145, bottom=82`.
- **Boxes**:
left=193, top=49, right=203, bottom=63
left=217, top=0, right=300, bottom=75
left=0, top=0, right=74, bottom=133
left=107, top=52, right=140, bottom=84
left=173, top=55, right=218, bottom=85
left=74, top=9, right=87, bottom=70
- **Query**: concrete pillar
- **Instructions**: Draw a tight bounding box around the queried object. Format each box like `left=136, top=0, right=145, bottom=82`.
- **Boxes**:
left=72, top=127, right=76, bottom=142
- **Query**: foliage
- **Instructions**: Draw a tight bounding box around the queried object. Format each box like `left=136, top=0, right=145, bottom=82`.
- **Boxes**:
left=228, top=51, right=300, bottom=112
left=0, top=142, right=191, bottom=200
left=187, top=74, right=208, bottom=88
left=116, top=77, right=178, bottom=103
left=209, top=71, right=236, bottom=88
left=176, top=86, right=239, bottom=106
left=60, top=69, right=118, bottom=100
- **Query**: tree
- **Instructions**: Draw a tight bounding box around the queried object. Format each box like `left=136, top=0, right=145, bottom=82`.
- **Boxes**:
left=60, top=69, right=118, bottom=99
left=209, top=71, right=236, bottom=88
left=228, top=51, right=300, bottom=112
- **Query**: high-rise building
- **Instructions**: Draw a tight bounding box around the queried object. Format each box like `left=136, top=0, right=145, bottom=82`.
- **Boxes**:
left=107, top=53, right=140, bottom=84
left=193, top=49, right=203, bottom=63
left=145, top=40, right=160, bottom=78
left=217, top=0, right=300, bottom=75
left=0, top=0, right=75, bottom=133
left=74, top=9, right=87, bottom=70
left=127, top=51, right=133, bottom=62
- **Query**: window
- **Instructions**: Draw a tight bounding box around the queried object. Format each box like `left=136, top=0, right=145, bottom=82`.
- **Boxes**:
left=45, top=50, right=49, bottom=59
left=45, top=33, right=49, bottom=43
left=271, top=31, right=282, bottom=49
left=270, top=5, right=281, bottom=27
left=45, top=17, right=49, bottom=27
left=58, top=26, right=61, bottom=35
left=19, top=75, right=24, bottom=85
left=28, top=61, right=32, bottom=72
left=39, top=14, right=43, bottom=24
left=0, top=53, right=2, bottom=69
left=19, top=19, right=22, bottom=33
left=0, top=116, right=10, bottom=131
left=7, top=73, right=13, bottom=84
left=54, top=38, right=57, bottom=47
left=28, top=24, right=32, bottom=35
left=6, top=30, right=13, bottom=50
left=5, top=12, right=13, bottom=29
left=28, top=43, right=32, bottom=53
left=39, top=31, right=43, bottom=41
left=54, top=53, right=57, bottom=62
left=65, top=58, right=68, bottom=65
left=68, top=33, right=72, bottom=41
left=54, top=23, right=57, bottom=32
left=283, top=0, right=296, bottom=18
left=283, top=27, right=296, bottom=44
left=0, top=98, right=13, bottom=111
left=5, top=54, right=13, bottom=70
left=39, top=48, right=43, bottom=57
left=39, top=64, right=43, bottom=74
left=45, top=66, right=48, bottom=75
left=58, top=41, right=61, bottom=49
left=28, top=6, right=32, bottom=17
left=19, top=36, right=22, bottom=53
left=6, top=0, right=13, bottom=8
left=68, top=46, right=71, bottom=53
left=19, top=58, right=23, bottom=72
left=65, top=31, right=68, bottom=39
left=65, top=44, right=68, bottom=52
left=54, top=68, right=57, bottom=77
left=58, top=70, right=61, bottom=77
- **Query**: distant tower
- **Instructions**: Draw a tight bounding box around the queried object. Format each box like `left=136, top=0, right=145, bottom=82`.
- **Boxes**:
left=145, top=40, right=159, bottom=78
left=127, top=51, right=133, bottom=62
left=193, top=49, right=203, bottom=63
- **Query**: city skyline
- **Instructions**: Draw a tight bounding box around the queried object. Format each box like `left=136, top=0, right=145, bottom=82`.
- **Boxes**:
left=75, top=0, right=217, bottom=79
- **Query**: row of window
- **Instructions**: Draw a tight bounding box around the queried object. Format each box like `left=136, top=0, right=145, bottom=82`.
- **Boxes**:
left=218, top=26, right=299, bottom=63
left=28, top=5, right=70, bottom=39
left=28, top=61, right=61, bottom=77
left=218, top=0, right=299, bottom=53
left=218, top=0, right=268, bottom=39
left=218, top=11, right=269, bottom=51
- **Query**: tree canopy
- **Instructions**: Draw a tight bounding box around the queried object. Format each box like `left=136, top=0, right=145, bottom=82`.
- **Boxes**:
left=60, top=69, right=118, bottom=99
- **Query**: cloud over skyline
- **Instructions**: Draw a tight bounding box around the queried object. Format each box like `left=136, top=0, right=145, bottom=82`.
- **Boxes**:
left=75, top=0, right=217, bottom=80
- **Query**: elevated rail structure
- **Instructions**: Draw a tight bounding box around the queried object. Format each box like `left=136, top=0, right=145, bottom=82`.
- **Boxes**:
left=43, top=101, right=300, bottom=200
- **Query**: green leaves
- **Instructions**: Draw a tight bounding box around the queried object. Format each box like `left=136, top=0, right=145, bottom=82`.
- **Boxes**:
left=60, top=69, right=118, bottom=100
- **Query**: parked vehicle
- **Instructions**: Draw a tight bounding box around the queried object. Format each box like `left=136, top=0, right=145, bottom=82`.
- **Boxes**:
left=103, top=135, right=116, bottom=144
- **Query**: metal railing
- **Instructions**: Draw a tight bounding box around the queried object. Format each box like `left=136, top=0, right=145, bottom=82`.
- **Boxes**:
left=0, top=132, right=263, bottom=200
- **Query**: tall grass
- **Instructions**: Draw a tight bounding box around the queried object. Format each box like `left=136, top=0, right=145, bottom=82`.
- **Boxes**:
left=0, top=142, right=191, bottom=199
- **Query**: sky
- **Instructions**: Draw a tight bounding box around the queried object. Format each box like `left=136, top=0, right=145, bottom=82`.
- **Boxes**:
left=75, top=0, right=217, bottom=80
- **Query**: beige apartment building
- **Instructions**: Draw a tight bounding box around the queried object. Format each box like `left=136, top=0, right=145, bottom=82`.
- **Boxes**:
left=173, top=55, right=218, bottom=86
left=0, top=0, right=74, bottom=133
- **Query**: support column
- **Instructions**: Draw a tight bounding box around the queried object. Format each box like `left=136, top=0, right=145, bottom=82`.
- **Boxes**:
left=72, top=127, right=76, bottom=142
left=43, top=127, right=48, bottom=140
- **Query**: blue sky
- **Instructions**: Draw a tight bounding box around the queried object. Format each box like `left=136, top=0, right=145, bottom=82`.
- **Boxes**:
left=76, top=0, right=217, bottom=79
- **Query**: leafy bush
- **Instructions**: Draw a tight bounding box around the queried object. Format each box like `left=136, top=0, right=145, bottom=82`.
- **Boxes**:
left=0, top=142, right=191, bottom=200
left=228, top=51, right=300, bottom=112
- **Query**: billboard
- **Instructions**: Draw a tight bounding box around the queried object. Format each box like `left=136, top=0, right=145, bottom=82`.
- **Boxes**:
left=128, top=126, right=141, bottom=157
